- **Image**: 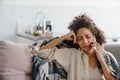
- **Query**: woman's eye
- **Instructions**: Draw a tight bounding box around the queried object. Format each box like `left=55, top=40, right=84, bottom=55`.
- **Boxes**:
left=77, top=38, right=82, bottom=41
left=86, top=36, right=91, bottom=38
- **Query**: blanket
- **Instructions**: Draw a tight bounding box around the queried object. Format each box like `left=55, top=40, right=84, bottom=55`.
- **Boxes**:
left=32, top=55, right=67, bottom=80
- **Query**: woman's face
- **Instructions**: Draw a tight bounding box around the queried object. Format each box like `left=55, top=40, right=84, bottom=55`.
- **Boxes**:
left=76, top=28, right=94, bottom=53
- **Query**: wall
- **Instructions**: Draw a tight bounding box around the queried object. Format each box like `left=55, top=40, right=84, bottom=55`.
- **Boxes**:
left=0, top=0, right=120, bottom=41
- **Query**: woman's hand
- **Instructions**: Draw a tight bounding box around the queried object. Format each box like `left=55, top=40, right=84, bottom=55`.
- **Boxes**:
left=91, top=42, right=105, bottom=61
left=63, top=31, right=77, bottom=44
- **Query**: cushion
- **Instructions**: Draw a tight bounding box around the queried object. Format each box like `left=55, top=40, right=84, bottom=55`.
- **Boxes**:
left=0, top=75, right=32, bottom=80
left=0, top=40, right=32, bottom=76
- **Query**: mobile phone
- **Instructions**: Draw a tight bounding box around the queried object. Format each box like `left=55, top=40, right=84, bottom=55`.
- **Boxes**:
left=93, top=35, right=96, bottom=42
left=89, top=36, right=97, bottom=54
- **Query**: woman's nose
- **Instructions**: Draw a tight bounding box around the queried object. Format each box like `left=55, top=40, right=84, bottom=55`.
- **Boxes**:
left=83, top=38, right=88, bottom=44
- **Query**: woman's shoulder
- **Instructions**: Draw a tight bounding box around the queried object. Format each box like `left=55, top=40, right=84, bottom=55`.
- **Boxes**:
left=104, top=50, right=117, bottom=61
left=104, top=50, right=115, bottom=58
left=104, top=50, right=119, bottom=67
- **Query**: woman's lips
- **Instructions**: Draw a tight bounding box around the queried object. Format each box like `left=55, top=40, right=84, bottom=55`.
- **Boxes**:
left=83, top=45, right=91, bottom=49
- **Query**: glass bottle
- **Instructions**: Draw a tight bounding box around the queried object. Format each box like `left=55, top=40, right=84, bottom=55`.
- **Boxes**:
left=46, top=21, right=52, bottom=31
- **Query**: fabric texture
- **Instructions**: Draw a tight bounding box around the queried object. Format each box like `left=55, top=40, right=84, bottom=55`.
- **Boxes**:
left=0, top=40, right=32, bottom=80
left=32, top=55, right=67, bottom=80
left=88, top=65, right=103, bottom=80
left=117, top=64, right=120, bottom=80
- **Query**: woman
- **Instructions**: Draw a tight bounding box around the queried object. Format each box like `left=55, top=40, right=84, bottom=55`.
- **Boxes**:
left=39, top=14, right=118, bottom=80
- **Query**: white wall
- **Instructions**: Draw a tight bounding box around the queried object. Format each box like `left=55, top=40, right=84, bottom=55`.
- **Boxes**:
left=0, top=0, right=120, bottom=41
left=1, top=0, right=120, bottom=7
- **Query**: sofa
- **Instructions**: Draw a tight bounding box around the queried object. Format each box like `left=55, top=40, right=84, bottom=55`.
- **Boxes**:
left=104, top=44, right=120, bottom=64
left=0, top=40, right=120, bottom=80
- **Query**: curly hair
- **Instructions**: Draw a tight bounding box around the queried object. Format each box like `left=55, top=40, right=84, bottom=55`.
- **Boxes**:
left=68, top=13, right=106, bottom=45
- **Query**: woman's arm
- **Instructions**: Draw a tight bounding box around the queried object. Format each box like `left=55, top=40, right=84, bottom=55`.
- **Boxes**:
left=39, top=31, right=76, bottom=50
left=99, top=57, right=115, bottom=80
left=93, top=42, right=116, bottom=80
